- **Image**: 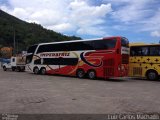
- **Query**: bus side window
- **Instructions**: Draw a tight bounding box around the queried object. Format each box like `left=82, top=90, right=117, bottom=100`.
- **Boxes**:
left=130, top=47, right=138, bottom=56
left=142, top=47, right=148, bottom=56
left=150, top=47, right=153, bottom=55
left=135, top=47, right=142, bottom=56
left=158, top=47, right=160, bottom=55
left=130, top=47, right=148, bottom=56
left=149, top=46, right=160, bottom=56
left=155, top=47, right=160, bottom=55
left=131, top=50, right=135, bottom=56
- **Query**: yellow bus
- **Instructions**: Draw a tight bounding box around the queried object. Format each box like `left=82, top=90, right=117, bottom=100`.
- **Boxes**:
left=129, top=44, right=160, bottom=80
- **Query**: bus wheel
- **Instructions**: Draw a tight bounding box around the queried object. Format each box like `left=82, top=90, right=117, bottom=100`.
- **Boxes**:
left=76, top=69, right=85, bottom=78
left=146, top=70, right=158, bottom=80
left=33, top=67, right=39, bottom=74
left=88, top=70, right=96, bottom=79
left=40, top=67, right=46, bottom=75
left=3, top=66, right=7, bottom=71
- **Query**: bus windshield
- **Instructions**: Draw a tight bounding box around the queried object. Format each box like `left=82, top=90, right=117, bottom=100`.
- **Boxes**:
left=27, top=45, right=38, bottom=54
left=26, top=45, right=37, bottom=64
left=121, top=37, right=129, bottom=47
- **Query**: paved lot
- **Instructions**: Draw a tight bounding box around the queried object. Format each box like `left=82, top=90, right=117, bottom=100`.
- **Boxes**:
left=0, top=69, right=160, bottom=114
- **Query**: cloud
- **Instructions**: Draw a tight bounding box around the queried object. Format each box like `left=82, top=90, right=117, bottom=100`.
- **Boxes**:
left=103, top=0, right=160, bottom=38
left=2, top=0, right=159, bottom=40
left=68, top=0, right=112, bottom=36
left=104, top=0, right=152, bottom=23
left=151, top=31, right=160, bottom=37
left=0, top=0, right=112, bottom=37
left=141, top=9, right=160, bottom=30
left=77, top=27, right=108, bottom=36
left=47, top=23, right=76, bottom=32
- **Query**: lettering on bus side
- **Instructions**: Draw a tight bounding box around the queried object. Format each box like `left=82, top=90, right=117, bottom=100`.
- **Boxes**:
left=40, top=52, right=70, bottom=57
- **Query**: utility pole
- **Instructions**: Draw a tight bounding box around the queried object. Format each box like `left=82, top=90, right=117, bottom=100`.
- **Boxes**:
left=16, top=39, right=18, bottom=54
left=13, top=28, right=16, bottom=56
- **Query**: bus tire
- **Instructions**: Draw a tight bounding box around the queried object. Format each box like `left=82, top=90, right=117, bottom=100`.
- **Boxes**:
left=40, top=67, right=46, bottom=75
left=33, top=67, right=39, bottom=74
left=76, top=69, right=85, bottom=78
left=88, top=70, right=96, bottom=79
left=146, top=70, right=158, bottom=80
left=3, top=66, right=7, bottom=71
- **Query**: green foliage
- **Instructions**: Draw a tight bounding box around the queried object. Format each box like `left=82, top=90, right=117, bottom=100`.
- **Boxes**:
left=0, top=10, right=81, bottom=52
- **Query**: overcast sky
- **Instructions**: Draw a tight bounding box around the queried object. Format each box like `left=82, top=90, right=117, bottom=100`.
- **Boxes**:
left=0, top=0, right=160, bottom=43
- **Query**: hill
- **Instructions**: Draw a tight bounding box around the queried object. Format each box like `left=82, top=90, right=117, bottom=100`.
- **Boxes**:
left=0, top=9, right=81, bottom=52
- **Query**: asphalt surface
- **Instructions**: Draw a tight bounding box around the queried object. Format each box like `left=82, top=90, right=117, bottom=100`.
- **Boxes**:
left=0, top=68, right=160, bottom=114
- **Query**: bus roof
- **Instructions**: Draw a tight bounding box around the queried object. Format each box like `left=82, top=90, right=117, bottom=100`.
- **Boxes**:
left=37, top=36, right=123, bottom=46
left=129, top=42, right=146, bottom=46
left=130, top=43, right=160, bottom=47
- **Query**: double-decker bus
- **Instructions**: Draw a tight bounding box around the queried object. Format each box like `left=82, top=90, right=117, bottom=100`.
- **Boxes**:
left=26, top=36, right=129, bottom=79
left=129, top=44, right=160, bottom=80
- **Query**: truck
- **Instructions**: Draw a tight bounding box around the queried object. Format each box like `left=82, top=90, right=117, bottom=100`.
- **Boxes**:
left=2, top=56, right=26, bottom=72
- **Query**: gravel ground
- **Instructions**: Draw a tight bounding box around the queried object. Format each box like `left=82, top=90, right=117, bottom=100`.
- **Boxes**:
left=0, top=69, right=160, bottom=114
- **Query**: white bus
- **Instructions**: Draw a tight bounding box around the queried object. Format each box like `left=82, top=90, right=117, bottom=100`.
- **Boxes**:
left=25, top=36, right=129, bottom=79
